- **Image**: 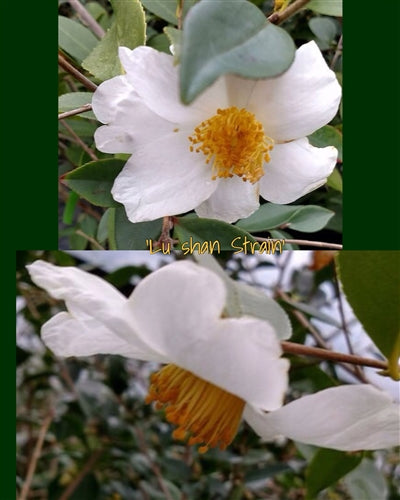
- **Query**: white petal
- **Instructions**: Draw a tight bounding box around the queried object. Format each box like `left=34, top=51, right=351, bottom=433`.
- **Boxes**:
left=176, top=316, right=289, bottom=410
left=124, top=261, right=227, bottom=352
left=246, top=41, right=342, bottom=141
left=92, top=76, right=176, bottom=154
left=125, top=261, right=288, bottom=407
left=259, top=138, right=337, bottom=204
left=111, top=131, right=217, bottom=222
left=195, top=176, right=260, bottom=223
left=118, top=46, right=229, bottom=124
left=41, top=312, right=155, bottom=359
left=27, top=261, right=162, bottom=361
left=244, top=385, right=400, bottom=451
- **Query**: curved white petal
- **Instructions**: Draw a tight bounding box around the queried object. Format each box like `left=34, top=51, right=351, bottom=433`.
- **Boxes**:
left=246, top=41, right=342, bottom=141
left=244, top=385, right=400, bottom=451
left=41, top=312, right=158, bottom=359
left=195, top=176, right=260, bottom=223
left=259, top=138, right=337, bottom=204
left=92, top=76, right=176, bottom=154
left=124, top=261, right=227, bottom=351
left=111, top=132, right=218, bottom=222
left=125, top=261, right=288, bottom=407
left=176, top=316, right=289, bottom=410
left=118, top=46, right=229, bottom=124
left=27, top=261, right=162, bottom=361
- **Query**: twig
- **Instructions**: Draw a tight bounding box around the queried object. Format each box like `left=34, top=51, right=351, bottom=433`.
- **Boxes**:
left=75, top=229, right=105, bottom=250
left=58, top=53, right=98, bottom=92
left=268, top=0, right=311, bottom=24
left=58, top=104, right=93, bottom=120
left=281, top=341, right=389, bottom=370
left=135, top=428, right=174, bottom=500
left=68, top=0, right=105, bottom=39
left=256, top=237, right=342, bottom=250
left=59, top=448, right=104, bottom=500
left=176, top=0, right=184, bottom=30
left=18, top=411, right=54, bottom=500
left=330, top=34, right=343, bottom=70
left=59, top=119, right=99, bottom=161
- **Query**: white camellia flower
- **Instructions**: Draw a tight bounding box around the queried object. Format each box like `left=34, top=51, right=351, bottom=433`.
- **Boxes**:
left=27, top=260, right=399, bottom=453
left=92, top=41, right=342, bottom=223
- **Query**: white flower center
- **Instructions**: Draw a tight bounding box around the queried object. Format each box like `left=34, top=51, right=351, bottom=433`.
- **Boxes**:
left=189, top=106, right=274, bottom=184
left=146, top=364, right=245, bottom=453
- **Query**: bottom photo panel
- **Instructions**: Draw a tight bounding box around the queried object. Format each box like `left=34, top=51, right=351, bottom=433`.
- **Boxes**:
left=17, top=250, right=400, bottom=500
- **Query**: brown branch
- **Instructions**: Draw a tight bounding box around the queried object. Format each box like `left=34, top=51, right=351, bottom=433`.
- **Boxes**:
left=58, top=53, right=98, bottom=92
left=268, top=0, right=311, bottom=24
left=281, top=341, right=389, bottom=370
left=59, top=119, right=99, bottom=161
left=18, top=411, right=54, bottom=500
left=59, top=448, right=104, bottom=500
left=68, top=0, right=105, bottom=39
left=331, top=34, right=343, bottom=70
left=58, top=104, right=93, bottom=120
left=253, top=236, right=342, bottom=250
left=75, top=229, right=105, bottom=250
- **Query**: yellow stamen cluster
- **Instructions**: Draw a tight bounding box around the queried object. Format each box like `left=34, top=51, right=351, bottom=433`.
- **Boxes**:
left=188, top=106, right=274, bottom=184
left=145, top=364, right=245, bottom=454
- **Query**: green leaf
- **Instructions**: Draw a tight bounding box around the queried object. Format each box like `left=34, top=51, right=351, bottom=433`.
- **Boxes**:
left=306, top=449, right=362, bottom=499
left=82, top=0, right=146, bottom=81
left=343, top=459, right=388, bottom=500
left=58, top=92, right=96, bottom=120
left=308, top=125, right=342, bottom=161
left=164, top=26, right=182, bottom=63
left=309, top=17, right=338, bottom=45
left=112, top=206, right=162, bottom=250
left=58, top=16, right=99, bottom=63
left=141, top=0, right=196, bottom=25
left=194, top=254, right=292, bottom=339
left=281, top=297, right=342, bottom=328
left=337, top=251, right=400, bottom=379
left=97, top=208, right=112, bottom=243
left=236, top=204, right=334, bottom=233
left=174, top=216, right=257, bottom=251
left=147, top=33, right=170, bottom=53
left=306, top=0, right=342, bottom=16
left=327, top=168, right=343, bottom=192
left=63, top=159, right=125, bottom=207
left=180, top=0, right=295, bottom=103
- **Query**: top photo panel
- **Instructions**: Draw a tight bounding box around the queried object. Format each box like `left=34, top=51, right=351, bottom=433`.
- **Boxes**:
left=58, top=0, right=343, bottom=252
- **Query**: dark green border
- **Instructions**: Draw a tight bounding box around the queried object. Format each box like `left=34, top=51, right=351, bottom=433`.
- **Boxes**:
left=344, top=0, right=400, bottom=249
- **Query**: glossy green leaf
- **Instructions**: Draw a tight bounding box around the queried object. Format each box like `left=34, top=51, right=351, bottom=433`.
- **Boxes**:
left=164, top=27, right=182, bottom=63
left=194, top=254, right=292, bottom=339
left=180, top=0, right=295, bottom=103
left=306, top=449, right=362, bottom=499
left=63, top=159, right=125, bottom=207
left=307, top=0, right=342, bottom=16
left=112, top=206, right=162, bottom=250
left=147, top=33, right=170, bottom=53
left=308, top=125, right=342, bottom=161
left=343, top=459, right=388, bottom=500
left=309, top=17, right=338, bottom=45
left=141, top=0, right=196, bottom=25
left=174, top=216, right=257, bottom=251
left=337, top=252, right=400, bottom=379
left=97, top=208, right=112, bottom=243
left=82, top=0, right=146, bottom=81
left=327, top=168, right=343, bottom=192
left=58, top=16, right=99, bottom=63
left=62, top=190, right=79, bottom=225
left=236, top=204, right=334, bottom=233
left=58, top=92, right=95, bottom=119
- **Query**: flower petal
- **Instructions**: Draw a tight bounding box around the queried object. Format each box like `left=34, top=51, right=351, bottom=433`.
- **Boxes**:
left=92, top=76, right=176, bottom=154
left=118, top=46, right=229, bottom=124
left=195, top=176, right=260, bottom=223
left=177, top=316, right=289, bottom=410
left=125, top=261, right=288, bottom=407
left=27, top=261, right=163, bottom=361
left=244, top=385, right=400, bottom=451
left=111, top=132, right=217, bottom=222
left=246, top=41, right=341, bottom=141
left=259, top=138, right=337, bottom=204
